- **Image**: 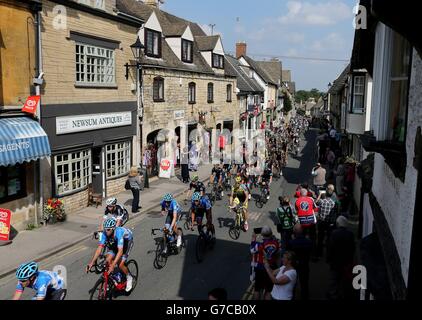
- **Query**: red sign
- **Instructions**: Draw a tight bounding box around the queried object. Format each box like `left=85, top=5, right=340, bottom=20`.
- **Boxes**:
left=218, top=135, right=226, bottom=149
left=0, top=208, right=12, bottom=242
left=160, top=159, right=171, bottom=171
left=22, top=95, right=40, bottom=115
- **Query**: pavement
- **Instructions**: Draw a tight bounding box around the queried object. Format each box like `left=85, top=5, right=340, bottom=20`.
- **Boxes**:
left=0, top=164, right=212, bottom=279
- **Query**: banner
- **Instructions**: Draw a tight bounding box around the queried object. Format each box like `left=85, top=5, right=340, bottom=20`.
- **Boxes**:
left=159, top=159, right=173, bottom=179
left=21, top=95, right=40, bottom=115
left=0, top=208, right=12, bottom=241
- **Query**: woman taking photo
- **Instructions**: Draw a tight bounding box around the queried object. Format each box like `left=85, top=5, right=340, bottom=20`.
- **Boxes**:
left=264, top=251, right=297, bottom=300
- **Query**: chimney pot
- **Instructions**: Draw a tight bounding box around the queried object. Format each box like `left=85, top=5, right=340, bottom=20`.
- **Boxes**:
left=236, top=42, right=247, bottom=59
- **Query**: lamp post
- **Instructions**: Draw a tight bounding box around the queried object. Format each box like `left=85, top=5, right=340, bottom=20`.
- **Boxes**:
left=126, top=37, right=145, bottom=168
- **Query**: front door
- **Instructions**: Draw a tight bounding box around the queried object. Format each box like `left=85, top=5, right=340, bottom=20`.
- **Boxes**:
left=92, top=147, right=103, bottom=195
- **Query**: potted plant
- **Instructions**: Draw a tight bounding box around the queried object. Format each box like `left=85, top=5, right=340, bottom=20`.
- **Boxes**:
left=42, top=198, right=66, bottom=224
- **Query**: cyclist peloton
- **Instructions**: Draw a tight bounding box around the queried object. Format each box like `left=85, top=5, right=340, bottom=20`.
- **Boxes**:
left=190, top=192, right=215, bottom=238
left=210, top=163, right=224, bottom=198
left=258, top=162, right=273, bottom=200
left=160, top=193, right=183, bottom=250
left=13, top=262, right=66, bottom=300
left=229, top=176, right=249, bottom=231
left=86, top=218, right=134, bottom=292
left=101, top=197, right=129, bottom=230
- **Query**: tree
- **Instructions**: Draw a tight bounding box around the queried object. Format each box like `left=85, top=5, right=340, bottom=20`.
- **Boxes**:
left=295, top=88, right=323, bottom=103
left=283, top=94, right=292, bottom=114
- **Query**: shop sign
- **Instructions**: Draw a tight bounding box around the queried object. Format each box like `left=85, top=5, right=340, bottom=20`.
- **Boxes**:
left=174, top=110, right=185, bottom=120
left=159, top=159, right=172, bottom=179
left=0, top=208, right=12, bottom=242
left=22, top=96, right=40, bottom=115
left=56, top=112, right=132, bottom=135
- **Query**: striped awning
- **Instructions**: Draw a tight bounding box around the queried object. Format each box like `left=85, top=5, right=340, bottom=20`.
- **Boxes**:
left=0, top=117, right=51, bottom=166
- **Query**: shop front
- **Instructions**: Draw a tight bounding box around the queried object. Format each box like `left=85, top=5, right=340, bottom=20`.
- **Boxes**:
left=0, top=116, right=51, bottom=231
left=42, top=102, right=137, bottom=214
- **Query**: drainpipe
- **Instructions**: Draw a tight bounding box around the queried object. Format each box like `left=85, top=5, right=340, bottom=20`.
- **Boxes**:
left=34, top=7, right=43, bottom=226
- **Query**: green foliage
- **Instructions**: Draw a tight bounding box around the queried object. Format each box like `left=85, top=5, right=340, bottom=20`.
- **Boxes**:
left=283, top=94, right=292, bottom=114
left=295, top=88, right=324, bottom=103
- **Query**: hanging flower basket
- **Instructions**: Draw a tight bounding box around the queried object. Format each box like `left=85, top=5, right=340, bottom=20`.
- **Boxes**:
left=42, top=198, right=66, bottom=224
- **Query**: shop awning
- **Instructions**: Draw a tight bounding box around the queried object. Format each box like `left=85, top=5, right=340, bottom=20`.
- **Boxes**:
left=0, top=117, right=51, bottom=166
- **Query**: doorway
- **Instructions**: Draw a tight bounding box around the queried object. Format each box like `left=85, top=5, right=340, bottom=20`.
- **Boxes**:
left=92, top=147, right=103, bottom=195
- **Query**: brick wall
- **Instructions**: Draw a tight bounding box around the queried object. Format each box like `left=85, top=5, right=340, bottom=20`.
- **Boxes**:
left=106, top=175, right=127, bottom=197
left=61, top=188, right=89, bottom=214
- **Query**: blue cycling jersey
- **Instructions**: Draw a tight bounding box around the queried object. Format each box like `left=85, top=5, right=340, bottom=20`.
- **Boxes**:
left=160, top=199, right=182, bottom=215
left=191, top=197, right=212, bottom=211
left=99, top=227, right=133, bottom=249
left=16, top=271, right=64, bottom=299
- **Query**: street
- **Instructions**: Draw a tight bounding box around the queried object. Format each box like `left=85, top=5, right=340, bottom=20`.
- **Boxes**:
left=0, top=128, right=333, bottom=300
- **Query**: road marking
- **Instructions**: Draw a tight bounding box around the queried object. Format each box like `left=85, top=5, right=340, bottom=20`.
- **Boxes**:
left=42, top=245, right=89, bottom=268
left=248, top=212, right=263, bottom=222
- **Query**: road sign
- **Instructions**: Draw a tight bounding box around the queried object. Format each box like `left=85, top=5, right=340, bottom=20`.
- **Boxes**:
left=159, top=159, right=172, bottom=179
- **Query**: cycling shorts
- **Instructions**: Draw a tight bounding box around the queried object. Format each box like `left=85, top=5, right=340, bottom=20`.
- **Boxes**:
left=106, top=239, right=133, bottom=262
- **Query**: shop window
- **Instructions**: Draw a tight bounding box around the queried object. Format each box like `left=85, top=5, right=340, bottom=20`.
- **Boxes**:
left=55, top=150, right=91, bottom=195
left=0, top=164, right=26, bottom=203
left=106, top=141, right=131, bottom=179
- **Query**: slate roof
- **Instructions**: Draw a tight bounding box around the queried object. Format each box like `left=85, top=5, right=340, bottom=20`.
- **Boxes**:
left=282, top=70, right=292, bottom=82
left=329, top=64, right=351, bottom=94
left=256, top=60, right=282, bottom=85
left=240, top=55, right=278, bottom=86
left=225, top=55, right=264, bottom=94
left=116, top=0, right=234, bottom=76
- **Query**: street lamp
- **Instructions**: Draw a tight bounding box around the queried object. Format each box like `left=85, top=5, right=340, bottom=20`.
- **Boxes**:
left=126, top=37, right=145, bottom=169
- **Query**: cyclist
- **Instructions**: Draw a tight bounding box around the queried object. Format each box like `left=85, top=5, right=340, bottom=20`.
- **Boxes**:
left=161, top=193, right=183, bottom=249
left=86, top=218, right=134, bottom=292
left=102, top=197, right=129, bottom=230
left=258, top=162, right=273, bottom=200
left=190, top=192, right=215, bottom=238
left=229, top=176, right=249, bottom=231
left=13, top=262, right=66, bottom=300
left=185, top=175, right=206, bottom=202
left=210, top=164, right=224, bottom=198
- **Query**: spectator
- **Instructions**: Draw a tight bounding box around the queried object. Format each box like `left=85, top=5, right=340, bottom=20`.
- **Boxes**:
left=325, top=148, right=336, bottom=171
left=128, top=167, right=143, bottom=213
left=294, top=183, right=316, bottom=199
left=276, top=196, right=297, bottom=247
left=327, top=216, right=356, bottom=300
left=264, top=251, right=297, bottom=300
left=333, top=158, right=345, bottom=196
left=315, top=192, right=336, bottom=258
left=295, top=189, right=318, bottom=255
left=287, top=224, right=312, bottom=300
left=208, top=288, right=228, bottom=300
left=250, top=226, right=280, bottom=300
left=311, top=163, right=326, bottom=194
left=180, top=146, right=190, bottom=183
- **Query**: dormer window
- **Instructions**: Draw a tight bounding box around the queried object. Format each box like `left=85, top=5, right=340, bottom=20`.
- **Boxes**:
left=145, top=28, right=162, bottom=58
left=182, top=39, right=193, bottom=63
left=212, top=53, right=224, bottom=69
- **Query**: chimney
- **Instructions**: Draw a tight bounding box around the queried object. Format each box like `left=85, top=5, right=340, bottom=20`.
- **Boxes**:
left=236, top=42, right=247, bottom=59
left=143, top=0, right=158, bottom=8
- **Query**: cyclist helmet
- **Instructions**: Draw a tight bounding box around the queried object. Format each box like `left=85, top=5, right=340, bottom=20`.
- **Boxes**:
left=191, top=192, right=201, bottom=201
left=103, top=218, right=117, bottom=229
left=16, top=262, right=38, bottom=281
left=106, top=197, right=117, bottom=206
left=163, top=193, right=173, bottom=202
left=192, top=175, right=199, bottom=182
left=235, top=176, right=242, bottom=184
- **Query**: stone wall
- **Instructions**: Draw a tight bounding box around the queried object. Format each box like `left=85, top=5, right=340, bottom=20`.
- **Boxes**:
left=106, top=175, right=127, bottom=197
left=61, top=188, right=89, bottom=215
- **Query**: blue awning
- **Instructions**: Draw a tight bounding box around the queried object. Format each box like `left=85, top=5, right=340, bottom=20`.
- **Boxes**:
left=0, top=117, right=51, bottom=166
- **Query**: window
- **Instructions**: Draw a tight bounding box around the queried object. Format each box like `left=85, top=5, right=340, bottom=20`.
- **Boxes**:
left=145, top=28, right=162, bottom=58
left=153, top=77, right=164, bottom=102
left=188, top=82, right=196, bottom=104
left=207, top=83, right=214, bottom=103
left=55, top=150, right=91, bottom=195
left=182, top=39, right=193, bottom=63
left=254, top=95, right=260, bottom=105
left=0, top=164, right=26, bottom=203
left=76, top=43, right=115, bottom=85
left=226, top=84, right=232, bottom=102
left=388, top=31, right=411, bottom=143
left=106, top=142, right=131, bottom=179
left=212, top=53, right=224, bottom=69
left=352, top=75, right=365, bottom=113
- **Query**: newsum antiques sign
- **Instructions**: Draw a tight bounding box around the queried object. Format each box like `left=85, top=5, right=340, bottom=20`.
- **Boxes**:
left=56, top=112, right=132, bottom=135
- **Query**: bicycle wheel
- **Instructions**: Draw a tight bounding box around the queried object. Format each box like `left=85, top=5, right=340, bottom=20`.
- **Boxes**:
left=125, top=260, right=139, bottom=292
left=255, top=195, right=264, bottom=209
left=183, top=218, right=191, bottom=231
left=229, top=213, right=241, bottom=240
left=195, top=235, right=206, bottom=263
left=153, top=239, right=168, bottom=270
left=89, top=278, right=113, bottom=300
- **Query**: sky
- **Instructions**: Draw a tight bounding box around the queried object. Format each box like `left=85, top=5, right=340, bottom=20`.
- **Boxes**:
left=161, top=0, right=358, bottom=92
